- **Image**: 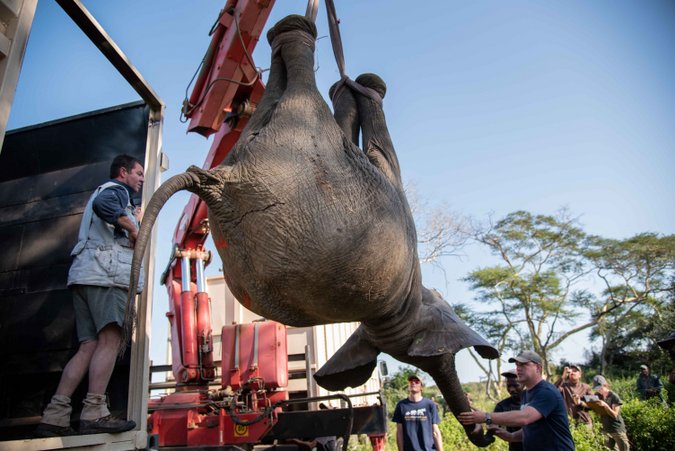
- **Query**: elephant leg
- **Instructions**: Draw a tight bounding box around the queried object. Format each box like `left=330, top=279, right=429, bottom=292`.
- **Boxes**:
left=352, top=73, right=403, bottom=188
left=329, top=81, right=360, bottom=146
left=267, top=16, right=318, bottom=95
left=422, top=353, right=495, bottom=448
left=236, top=14, right=303, bottom=140
left=240, top=40, right=287, bottom=135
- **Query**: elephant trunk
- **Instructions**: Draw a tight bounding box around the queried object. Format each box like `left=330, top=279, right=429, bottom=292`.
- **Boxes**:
left=424, top=353, right=495, bottom=448
left=120, top=170, right=202, bottom=353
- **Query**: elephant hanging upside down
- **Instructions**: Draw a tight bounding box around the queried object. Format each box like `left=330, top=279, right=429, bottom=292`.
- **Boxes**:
left=129, top=15, right=498, bottom=447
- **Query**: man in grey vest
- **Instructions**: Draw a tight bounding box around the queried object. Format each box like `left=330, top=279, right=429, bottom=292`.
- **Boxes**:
left=35, top=155, right=145, bottom=437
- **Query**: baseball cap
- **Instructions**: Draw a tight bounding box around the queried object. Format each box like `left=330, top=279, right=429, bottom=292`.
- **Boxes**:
left=407, top=375, right=422, bottom=384
left=569, top=364, right=582, bottom=371
left=640, top=364, right=648, bottom=370
left=508, top=350, right=543, bottom=365
left=501, top=369, right=518, bottom=378
left=592, top=375, right=607, bottom=391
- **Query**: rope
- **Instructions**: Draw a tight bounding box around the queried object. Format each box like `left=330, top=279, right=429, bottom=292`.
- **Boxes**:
left=305, top=0, right=319, bottom=22
left=324, top=0, right=383, bottom=106
left=271, top=29, right=316, bottom=57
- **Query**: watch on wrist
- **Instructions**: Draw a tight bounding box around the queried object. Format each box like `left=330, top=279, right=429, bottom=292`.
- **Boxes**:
left=485, top=413, right=493, bottom=425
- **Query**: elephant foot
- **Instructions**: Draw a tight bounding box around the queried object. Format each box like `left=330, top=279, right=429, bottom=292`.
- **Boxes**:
left=355, top=73, right=387, bottom=99
left=266, top=14, right=317, bottom=45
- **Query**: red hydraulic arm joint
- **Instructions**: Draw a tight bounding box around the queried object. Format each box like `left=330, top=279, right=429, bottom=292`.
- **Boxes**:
left=162, top=0, right=275, bottom=387
left=166, top=248, right=215, bottom=383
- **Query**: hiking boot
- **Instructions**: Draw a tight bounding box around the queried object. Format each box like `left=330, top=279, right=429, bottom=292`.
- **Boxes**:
left=79, top=415, right=136, bottom=434
left=34, top=422, right=78, bottom=437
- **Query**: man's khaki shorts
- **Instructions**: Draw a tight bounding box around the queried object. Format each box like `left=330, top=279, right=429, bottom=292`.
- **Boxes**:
left=71, top=285, right=127, bottom=342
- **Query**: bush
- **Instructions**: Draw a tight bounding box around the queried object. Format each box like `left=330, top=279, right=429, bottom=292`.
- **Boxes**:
left=621, top=398, right=675, bottom=451
left=378, top=375, right=674, bottom=450
left=436, top=414, right=509, bottom=451
left=570, top=421, right=608, bottom=451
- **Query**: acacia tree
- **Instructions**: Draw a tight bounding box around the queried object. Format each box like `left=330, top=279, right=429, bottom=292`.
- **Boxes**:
left=461, top=209, right=596, bottom=378
left=586, top=233, right=675, bottom=373
left=462, top=210, right=675, bottom=381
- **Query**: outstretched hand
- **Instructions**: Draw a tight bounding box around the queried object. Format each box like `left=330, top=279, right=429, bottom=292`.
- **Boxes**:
left=458, top=410, right=485, bottom=425
left=487, top=425, right=512, bottom=441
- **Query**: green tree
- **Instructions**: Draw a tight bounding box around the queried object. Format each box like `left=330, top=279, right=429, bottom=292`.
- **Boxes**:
left=463, top=210, right=591, bottom=378
left=463, top=210, right=675, bottom=383
left=585, top=233, right=675, bottom=374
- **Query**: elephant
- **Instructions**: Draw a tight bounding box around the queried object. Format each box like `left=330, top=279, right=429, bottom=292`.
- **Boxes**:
left=128, top=15, right=498, bottom=447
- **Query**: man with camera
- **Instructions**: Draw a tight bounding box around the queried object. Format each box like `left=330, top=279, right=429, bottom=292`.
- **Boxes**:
left=554, top=364, right=593, bottom=427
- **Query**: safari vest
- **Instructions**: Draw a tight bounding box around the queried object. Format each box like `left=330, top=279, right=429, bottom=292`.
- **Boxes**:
left=67, top=181, right=145, bottom=292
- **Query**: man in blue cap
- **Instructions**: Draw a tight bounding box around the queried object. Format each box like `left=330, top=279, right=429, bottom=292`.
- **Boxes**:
left=458, top=350, right=574, bottom=451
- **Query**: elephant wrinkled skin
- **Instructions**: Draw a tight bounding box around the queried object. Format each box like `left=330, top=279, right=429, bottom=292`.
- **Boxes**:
left=129, top=15, right=498, bottom=447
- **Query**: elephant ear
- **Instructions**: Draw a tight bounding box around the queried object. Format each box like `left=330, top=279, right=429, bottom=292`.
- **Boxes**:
left=313, top=325, right=380, bottom=391
left=408, top=288, right=499, bottom=360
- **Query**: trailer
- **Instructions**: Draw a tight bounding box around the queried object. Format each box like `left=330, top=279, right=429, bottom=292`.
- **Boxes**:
left=0, top=1, right=389, bottom=449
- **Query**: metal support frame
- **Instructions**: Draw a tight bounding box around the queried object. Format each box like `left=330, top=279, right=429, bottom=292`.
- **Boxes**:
left=0, top=0, right=38, bottom=152
left=12, top=1, right=167, bottom=449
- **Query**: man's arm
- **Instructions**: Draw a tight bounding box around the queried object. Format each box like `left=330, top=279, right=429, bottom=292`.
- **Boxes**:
left=117, top=215, right=138, bottom=247
left=607, top=401, right=621, bottom=419
left=432, top=424, right=443, bottom=451
left=555, top=367, right=570, bottom=387
left=92, top=186, right=138, bottom=245
left=396, top=423, right=403, bottom=451
left=458, top=406, right=542, bottom=428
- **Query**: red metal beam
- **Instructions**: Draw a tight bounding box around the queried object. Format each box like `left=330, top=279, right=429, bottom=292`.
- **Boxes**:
left=185, top=0, right=275, bottom=137
left=163, top=0, right=274, bottom=387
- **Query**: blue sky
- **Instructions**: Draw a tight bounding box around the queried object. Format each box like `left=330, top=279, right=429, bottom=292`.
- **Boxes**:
left=8, top=1, right=674, bottom=382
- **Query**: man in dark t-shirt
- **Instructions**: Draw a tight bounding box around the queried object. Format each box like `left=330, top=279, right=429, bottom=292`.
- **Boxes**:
left=494, top=370, right=524, bottom=451
left=459, top=350, right=574, bottom=451
left=392, top=375, right=443, bottom=451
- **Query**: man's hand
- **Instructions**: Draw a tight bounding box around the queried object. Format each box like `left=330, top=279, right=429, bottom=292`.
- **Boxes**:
left=487, top=425, right=513, bottom=442
left=458, top=410, right=485, bottom=425
left=561, top=366, right=571, bottom=380
left=117, top=215, right=139, bottom=248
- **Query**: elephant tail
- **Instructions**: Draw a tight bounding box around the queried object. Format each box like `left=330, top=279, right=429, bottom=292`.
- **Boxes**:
left=120, top=169, right=204, bottom=355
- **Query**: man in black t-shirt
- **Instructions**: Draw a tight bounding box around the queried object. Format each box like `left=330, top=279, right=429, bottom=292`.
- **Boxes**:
left=493, top=369, right=523, bottom=451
